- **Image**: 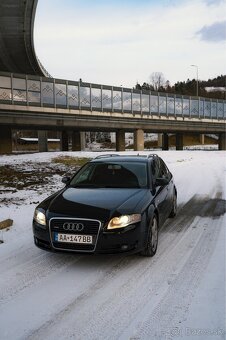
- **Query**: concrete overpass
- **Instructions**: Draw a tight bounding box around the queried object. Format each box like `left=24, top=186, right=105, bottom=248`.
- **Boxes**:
left=0, top=72, right=226, bottom=153
left=0, top=0, right=47, bottom=76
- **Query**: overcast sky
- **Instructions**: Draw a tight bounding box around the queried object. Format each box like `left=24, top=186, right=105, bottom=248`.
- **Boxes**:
left=34, top=0, right=226, bottom=87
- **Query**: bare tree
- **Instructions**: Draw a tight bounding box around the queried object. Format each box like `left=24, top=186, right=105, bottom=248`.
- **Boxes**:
left=149, top=72, right=165, bottom=91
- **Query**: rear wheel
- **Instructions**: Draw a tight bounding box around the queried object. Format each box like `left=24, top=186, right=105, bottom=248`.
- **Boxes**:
left=141, top=214, right=158, bottom=257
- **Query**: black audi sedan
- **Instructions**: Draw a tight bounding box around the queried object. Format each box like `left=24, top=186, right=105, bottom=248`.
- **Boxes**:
left=33, top=154, right=177, bottom=257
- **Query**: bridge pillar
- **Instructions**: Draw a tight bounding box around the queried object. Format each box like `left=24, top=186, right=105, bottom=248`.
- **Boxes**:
left=176, top=133, right=184, bottom=150
left=116, top=130, right=125, bottom=151
left=200, top=134, right=205, bottom=145
left=60, top=131, right=69, bottom=151
left=134, top=129, right=144, bottom=151
left=162, top=133, right=169, bottom=150
left=38, top=131, right=48, bottom=152
left=80, top=132, right=86, bottom=150
left=0, top=126, right=12, bottom=154
left=72, top=131, right=82, bottom=151
left=157, top=134, right=162, bottom=148
left=219, top=133, right=226, bottom=150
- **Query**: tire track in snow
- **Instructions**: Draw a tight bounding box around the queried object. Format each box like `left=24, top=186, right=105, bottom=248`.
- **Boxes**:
left=25, top=195, right=220, bottom=340
left=25, top=255, right=140, bottom=340
left=127, top=217, right=223, bottom=340
left=80, top=219, right=220, bottom=340
left=0, top=250, right=82, bottom=305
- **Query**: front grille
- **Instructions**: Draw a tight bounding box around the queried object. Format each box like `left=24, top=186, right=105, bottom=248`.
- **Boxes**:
left=51, top=219, right=99, bottom=234
left=49, top=218, right=101, bottom=252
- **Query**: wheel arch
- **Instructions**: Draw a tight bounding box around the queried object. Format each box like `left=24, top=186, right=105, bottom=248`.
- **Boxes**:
left=141, top=204, right=159, bottom=257
left=146, top=204, right=159, bottom=227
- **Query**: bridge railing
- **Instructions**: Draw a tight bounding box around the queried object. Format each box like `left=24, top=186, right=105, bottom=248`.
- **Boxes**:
left=0, top=72, right=225, bottom=120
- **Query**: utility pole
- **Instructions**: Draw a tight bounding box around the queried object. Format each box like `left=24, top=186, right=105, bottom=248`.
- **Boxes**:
left=191, top=64, right=199, bottom=96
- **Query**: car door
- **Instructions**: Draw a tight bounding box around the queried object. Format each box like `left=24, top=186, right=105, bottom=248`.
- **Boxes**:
left=158, top=158, right=173, bottom=216
left=151, top=158, right=170, bottom=226
left=161, top=159, right=175, bottom=209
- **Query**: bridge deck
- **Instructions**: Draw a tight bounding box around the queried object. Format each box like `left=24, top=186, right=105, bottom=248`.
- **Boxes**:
left=1, top=72, right=226, bottom=154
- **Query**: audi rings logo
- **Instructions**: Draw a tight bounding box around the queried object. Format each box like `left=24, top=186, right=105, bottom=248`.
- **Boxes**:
left=63, top=222, right=85, bottom=232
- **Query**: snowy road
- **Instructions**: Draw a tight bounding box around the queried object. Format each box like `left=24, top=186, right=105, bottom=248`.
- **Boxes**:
left=0, top=151, right=225, bottom=340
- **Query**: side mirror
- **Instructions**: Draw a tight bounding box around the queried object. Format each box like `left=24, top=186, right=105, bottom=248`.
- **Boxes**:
left=155, top=177, right=169, bottom=187
left=62, top=176, right=71, bottom=185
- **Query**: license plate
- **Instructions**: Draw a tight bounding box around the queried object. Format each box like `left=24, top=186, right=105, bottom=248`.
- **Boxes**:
left=54, top=233, right=93, bottom=244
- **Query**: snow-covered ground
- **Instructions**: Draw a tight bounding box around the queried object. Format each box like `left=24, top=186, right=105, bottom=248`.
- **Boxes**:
left=0, top=150, right=225, bottom=340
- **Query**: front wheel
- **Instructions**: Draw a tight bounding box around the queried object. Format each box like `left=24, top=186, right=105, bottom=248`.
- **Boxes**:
left=141, top=214, right=158, bottom=257
left=169, top=192, right=177, bottom=218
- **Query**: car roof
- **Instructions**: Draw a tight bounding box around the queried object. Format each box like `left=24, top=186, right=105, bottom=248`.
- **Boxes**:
left=90, top=154, right=159, bottom=163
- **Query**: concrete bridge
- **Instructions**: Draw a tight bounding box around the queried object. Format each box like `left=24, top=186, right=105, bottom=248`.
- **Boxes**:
left=0, top=0, right=225, bottom=153
left=0, top=71, right=225, bottom=152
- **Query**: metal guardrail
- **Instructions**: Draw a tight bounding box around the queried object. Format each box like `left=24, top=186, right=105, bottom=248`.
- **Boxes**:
left=0, top=72, right=225, bottom=120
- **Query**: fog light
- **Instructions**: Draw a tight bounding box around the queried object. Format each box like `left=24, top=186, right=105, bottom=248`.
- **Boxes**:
left=121, top=245, right=128, bottom=250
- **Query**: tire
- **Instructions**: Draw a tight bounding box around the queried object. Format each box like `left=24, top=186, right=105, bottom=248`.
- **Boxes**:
left=141, top=214, right=158, bottom=257
left=169, top=191, right=177, bottom=218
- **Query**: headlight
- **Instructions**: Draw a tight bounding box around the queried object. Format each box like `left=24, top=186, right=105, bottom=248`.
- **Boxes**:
left=107, top=214, right=141, bottom=230
left=34, top=209, right=46, bottom=226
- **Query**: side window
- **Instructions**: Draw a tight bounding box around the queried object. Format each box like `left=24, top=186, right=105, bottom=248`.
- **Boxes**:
left=151, top=158, right=161, bottom=180
left=159, top=159, right=169, bottom=179
left=151, top=158, right=171, bottom=182
left=151, top=159, right=159, bottom=180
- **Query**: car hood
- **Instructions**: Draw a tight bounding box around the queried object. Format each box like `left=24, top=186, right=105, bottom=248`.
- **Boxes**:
left=47, top=187, right=147, bottom=220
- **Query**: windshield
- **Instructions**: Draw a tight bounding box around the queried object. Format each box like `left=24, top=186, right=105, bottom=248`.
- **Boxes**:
left=70, top=162, right=148, bottom=188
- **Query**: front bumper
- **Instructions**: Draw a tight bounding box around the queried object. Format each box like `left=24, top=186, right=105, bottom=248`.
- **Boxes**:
left=33, top=218, right=146, bottom=255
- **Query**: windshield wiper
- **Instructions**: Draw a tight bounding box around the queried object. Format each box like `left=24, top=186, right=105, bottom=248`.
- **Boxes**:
left=70, top=183, right=99, bottom=188
left=70, top=183, right=141, bottom=189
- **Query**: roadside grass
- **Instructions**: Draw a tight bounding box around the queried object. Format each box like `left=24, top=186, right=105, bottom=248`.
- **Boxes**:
left=0, top=164, right=64, bottom=190
left=0, top=157, right=90, bottom=198
left=52, top=156, right=90, bottom=167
